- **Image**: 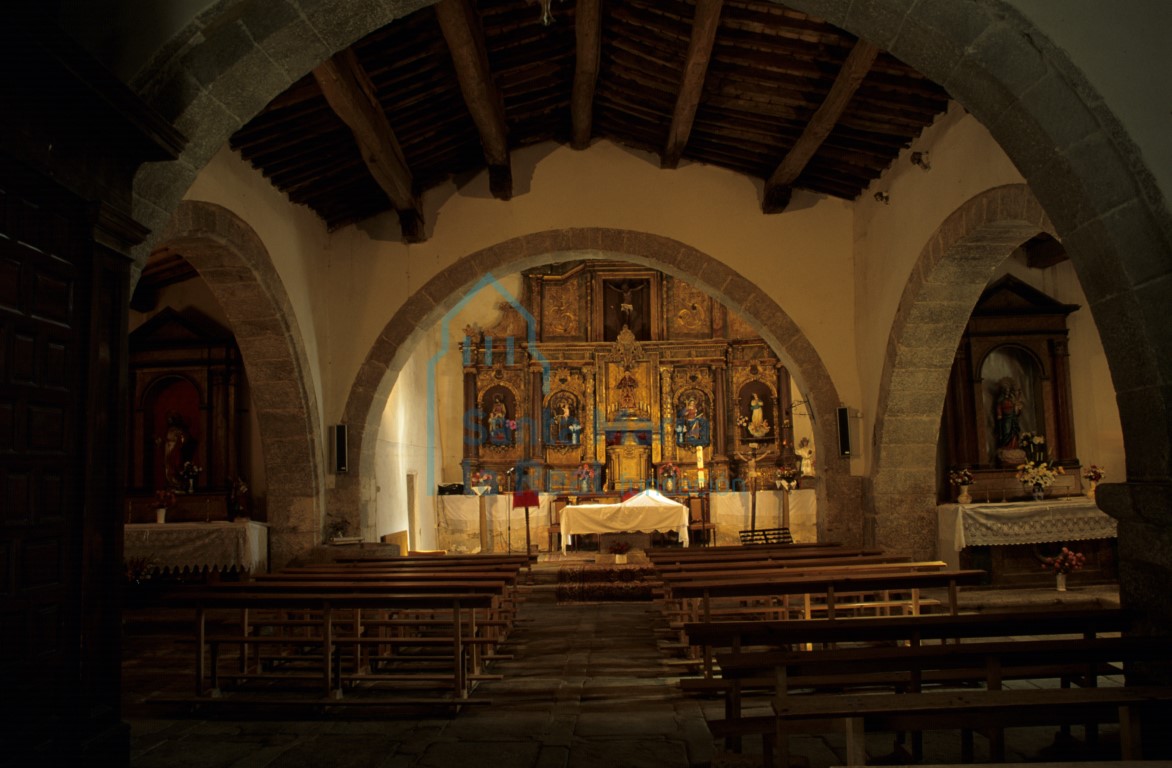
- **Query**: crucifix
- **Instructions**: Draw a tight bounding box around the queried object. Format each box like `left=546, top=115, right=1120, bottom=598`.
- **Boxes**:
left=734, top=442, right=765, bottom=532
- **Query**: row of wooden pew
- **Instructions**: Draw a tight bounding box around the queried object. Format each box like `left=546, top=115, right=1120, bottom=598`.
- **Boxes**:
left=648, top=542, right=1172, bottom=765
left=163, top=553, right=533, bottom=707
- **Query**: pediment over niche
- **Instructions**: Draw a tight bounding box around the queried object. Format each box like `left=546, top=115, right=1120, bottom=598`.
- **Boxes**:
left=973, top=275, right=1080, bottom=318
left=129, top=307, right=234, bottom=349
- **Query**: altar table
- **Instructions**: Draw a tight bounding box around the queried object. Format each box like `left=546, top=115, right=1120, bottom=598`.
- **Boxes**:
left=938, top=496, right=1116, bottom=569
left=124, top=520, right=270, bottom=573
left=436, top=493, right=554, bottom=553
left=561, top=490, right=689, bottom=553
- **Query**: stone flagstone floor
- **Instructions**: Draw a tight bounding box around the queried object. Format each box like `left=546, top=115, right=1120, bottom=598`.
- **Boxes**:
left=122, top=561, right=1137, bottom=768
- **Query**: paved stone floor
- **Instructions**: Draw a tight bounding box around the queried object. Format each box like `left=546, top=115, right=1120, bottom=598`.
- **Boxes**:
left=122, top=562, right=1138, bottom=768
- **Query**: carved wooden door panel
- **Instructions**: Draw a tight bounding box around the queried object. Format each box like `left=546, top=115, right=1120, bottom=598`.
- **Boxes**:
left=0, top=166, right=128, bottom=760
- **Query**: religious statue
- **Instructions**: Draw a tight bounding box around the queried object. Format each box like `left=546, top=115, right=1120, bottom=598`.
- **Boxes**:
left=487, top=394, right=512, bottom=446
left=743, top=392, right=771, bottom=438
left=605, top=279, right=650, bottom=339
left=675, top=395, right=709, bottom=446
left=157, top=412, right=192, bottom=491
left=549, top=398, right=581, bottom=445
left=994, top=378, right=1024, bottom=448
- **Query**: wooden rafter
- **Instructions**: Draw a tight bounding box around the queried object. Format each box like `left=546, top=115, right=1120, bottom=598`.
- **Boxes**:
left=435, top=0, right=513, bottom=199
left=762, top=38, right=880, bottom=213
left=312, top=49, right=425, bottom=241
left=662, top=0, right=723, bottom=169
left=571, top=0, right=602, bottom=150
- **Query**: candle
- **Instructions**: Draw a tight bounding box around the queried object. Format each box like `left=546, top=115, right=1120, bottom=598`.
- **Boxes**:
left=695, top=445, right=704, bottom=469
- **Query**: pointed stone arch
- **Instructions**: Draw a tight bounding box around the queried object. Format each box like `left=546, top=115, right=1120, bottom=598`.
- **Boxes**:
left=331, top=229, right=863, bottom=545
left=157, top=201, right=325, bottom=567
left=869, top=185, right=1055, bottom=558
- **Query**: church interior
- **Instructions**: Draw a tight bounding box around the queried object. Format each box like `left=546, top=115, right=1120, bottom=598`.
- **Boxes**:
left=3, top=1, right=1171, bottom=765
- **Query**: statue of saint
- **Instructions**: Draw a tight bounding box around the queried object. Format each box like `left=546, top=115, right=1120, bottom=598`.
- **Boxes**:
left=158, top=412, right=190, bottom=491
left=994, top=379, right=1024, bottom=449
left=487, top=394, right=510, bottom=445
left=749, top=393, right=764, bottom=429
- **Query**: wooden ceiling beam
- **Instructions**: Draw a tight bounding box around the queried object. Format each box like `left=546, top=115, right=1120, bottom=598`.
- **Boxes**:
left=435, top=0, right=513, bottom=199
left=762, top=38, right=880, bottom=213
left=571, top=0, right=602, bottom=149
left=662, top=0, right=723, bottom=169
left=312, top=49, right=425, bottom=242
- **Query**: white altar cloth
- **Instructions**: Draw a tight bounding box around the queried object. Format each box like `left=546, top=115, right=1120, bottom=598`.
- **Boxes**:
left=709, top=490, right=817, bottom=545
left=561, top=489, right=689, bottom=552
left=436, top=493, right=554, bottom=553
left=124, top=520, right=270, bottom=573
left=937, top=497, right=1117, bottom=567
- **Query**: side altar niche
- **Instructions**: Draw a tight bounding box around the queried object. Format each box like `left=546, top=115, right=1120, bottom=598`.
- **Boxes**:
left=460, top=262, right=799, bottom=495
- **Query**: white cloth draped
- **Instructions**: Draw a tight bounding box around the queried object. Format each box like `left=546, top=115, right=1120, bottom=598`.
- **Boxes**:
left=124, top=521, right=269, bottom=573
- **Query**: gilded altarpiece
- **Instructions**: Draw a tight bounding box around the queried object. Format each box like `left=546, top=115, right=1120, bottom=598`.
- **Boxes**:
left=461, top=262, right=794, bottom=496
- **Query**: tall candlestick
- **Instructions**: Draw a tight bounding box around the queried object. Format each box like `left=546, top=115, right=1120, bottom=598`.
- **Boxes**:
left=695, top=445, right=704, bottom=469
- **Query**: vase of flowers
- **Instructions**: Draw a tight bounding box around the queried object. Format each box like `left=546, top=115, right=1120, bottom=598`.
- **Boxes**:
left=178, top=460, right=202, bottom=494
left=659, top=462, right=679, bottom=493
left=1042, top=546, right=1086, bottom=591
left=153, top=489, right=176, bottom=523
left=469, top=469, right=493, bottom=495
left=775, top=464, right=801, bottom=492
left=1082, top=464, right=1105, bottom=499
left=1016, top=460, right=1064, bottom=500
left=575, top=463, right=595, bottom=493
left=949, top=468, right=974, bottom=504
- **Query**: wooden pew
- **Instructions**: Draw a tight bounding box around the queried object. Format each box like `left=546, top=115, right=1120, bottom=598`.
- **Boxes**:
left=747, top=636, right=1172, bottom=767
left=666, top=569, right=984, bottom=622
left=167, top=589, right=498, bottom=703
left=647, top=545, right=875, bottom=566
left=687, top=607, right=1135, bottom=750
left=652, top=553, right=912, bottom=576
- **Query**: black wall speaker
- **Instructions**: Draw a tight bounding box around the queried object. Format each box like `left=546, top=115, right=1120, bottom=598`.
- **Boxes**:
left=331, top=424, right=348, bottom=473
left=836, top=407, right=852, bottom=457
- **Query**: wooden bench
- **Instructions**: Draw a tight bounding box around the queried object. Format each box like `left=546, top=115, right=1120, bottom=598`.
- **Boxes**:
left=664, top=568, right=984, bottom=627
left=750, top=636, right=1172, bottom=767
left=167, top=589, right=499, bottom=703
left=691, top=607, right=1136, bottom=751
left=659, top=560, right=951, bottom=635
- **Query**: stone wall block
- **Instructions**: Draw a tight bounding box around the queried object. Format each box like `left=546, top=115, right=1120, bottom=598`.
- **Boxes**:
left=250, top=380, right=304, bottom=410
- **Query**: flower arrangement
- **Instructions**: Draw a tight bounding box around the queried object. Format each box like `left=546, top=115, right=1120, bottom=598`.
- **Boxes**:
left=470, top=469, right=494, bottom=487
left=1016, top=460, right=1065, bottom=488
left=1042, top=546, right=1087, bottom=575
left=229, top=477, right=250, bottom=518
left=659, top=462, right=679, bottom=478
left=1082, top=465, right=1105, bottom=483
left=574, top=463, right=595, bottom=480
left=776, top=464, right=801, bottom=491
left=949, top=468, right=974, bottom=486
left=608, top=540, right=631, bottom=555
left=154, top=489, right=177, bottom=509
left=736, top=414, right=749, bottom=429
left=1018, top=431, right=1048, bottom=464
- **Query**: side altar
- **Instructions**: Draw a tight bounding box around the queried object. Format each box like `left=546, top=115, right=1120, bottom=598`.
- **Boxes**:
left=937, top=496, right=1117, bottom=586
left=458, top=262, right=810, bottom=509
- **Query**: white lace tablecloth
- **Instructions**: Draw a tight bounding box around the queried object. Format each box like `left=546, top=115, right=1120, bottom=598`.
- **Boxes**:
left=951, top=497, right=1117, bottom=550
left=124, top=521, right=269, bottom=573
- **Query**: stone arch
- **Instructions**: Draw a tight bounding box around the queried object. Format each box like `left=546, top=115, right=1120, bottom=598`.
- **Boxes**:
left=130, top=0, right=1171, bottom=486
left=869, top=185, right=1054, bottom=558
left=777, top=0, right=1172, bottom=487
left=331, top=229, right=862, bottom=545
left=157, top=201, right=325, bottom=567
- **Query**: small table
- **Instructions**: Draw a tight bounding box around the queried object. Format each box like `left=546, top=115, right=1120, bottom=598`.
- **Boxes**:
left=124, top=520, right=270, bottom=574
